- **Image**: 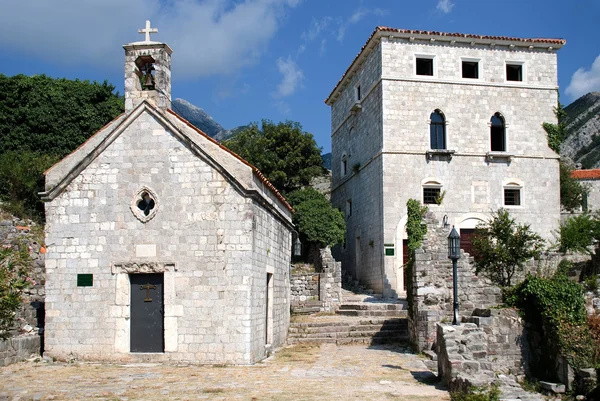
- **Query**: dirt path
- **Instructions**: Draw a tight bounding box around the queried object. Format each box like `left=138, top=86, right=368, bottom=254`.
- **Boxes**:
left=1, top=343, right=449, bottom=401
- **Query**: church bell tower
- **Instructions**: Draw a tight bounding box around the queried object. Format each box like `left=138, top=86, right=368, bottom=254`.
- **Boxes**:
left=123, top=21, right=172, bottom=112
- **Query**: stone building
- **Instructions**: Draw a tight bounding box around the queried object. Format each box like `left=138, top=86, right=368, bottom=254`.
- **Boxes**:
left=41, top=22, right=294, bottom=364
left=572, top=169, right=600, bottom=212
left=325, top=27, right=565, bottom=297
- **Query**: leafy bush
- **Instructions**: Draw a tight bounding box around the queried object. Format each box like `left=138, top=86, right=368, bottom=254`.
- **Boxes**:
left=0, top=151, right=59, bottom=221
left=472, top=209, right=545, bottom=287
left=508, top=264, right=597, bottom=373
left=405, top=199, right=428, bottom=310
left=584, top=274, right=599, bottom=292
left=559, top=161, right=586, bottom=212
left=558, top=213, right=600, bottom=254
left=0, top=243, right=33, bottom=339
left=286, top=187, right=345, bottom=248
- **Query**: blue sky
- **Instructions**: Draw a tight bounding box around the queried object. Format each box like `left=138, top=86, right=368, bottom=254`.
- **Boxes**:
left=0, top=0, right=598, bottom=154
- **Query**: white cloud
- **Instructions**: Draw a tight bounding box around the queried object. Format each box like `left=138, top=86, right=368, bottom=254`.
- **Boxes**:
left=337, top=7, right=387, bottom=41
left=436, top=0, right=454, bottom=13
left=273, top=56, right=304, bottom=98
left=301, top=17, right=331, bottom=42
left=566, top=55, right=600, bottom=100
left=0, top=0, right=299, bottom=79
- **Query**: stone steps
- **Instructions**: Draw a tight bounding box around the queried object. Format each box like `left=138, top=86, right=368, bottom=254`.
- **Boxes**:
left=288, top=317, right=409, bottom=345
left=335, top=300, right=408, bottom=317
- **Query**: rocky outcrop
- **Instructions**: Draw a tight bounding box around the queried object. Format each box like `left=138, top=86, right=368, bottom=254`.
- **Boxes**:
left=171, top=98, right=235, bottom=141
left=561, top=92, right=600, bottom=167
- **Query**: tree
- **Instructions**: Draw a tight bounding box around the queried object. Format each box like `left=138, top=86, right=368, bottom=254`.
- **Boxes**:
left=286, top=188, right=345, bottom=248
left=223, top=120, right=325, bottom=194
left=472, top=209, right=545, bottom=287
left=560, top=161, right=586, bottom=212
left=558, top=212, right=600, bottom=254
left=0, top=151, right=59, bottom=220
left=0, top=74, right=124, bottom=158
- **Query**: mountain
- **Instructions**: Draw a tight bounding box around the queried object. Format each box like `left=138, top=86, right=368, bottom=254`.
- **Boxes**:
left=560, top=92, right=600, bottom=168
left=322, top=153, right=331, bottom=170
left=171, top=98, right=236, bottom=142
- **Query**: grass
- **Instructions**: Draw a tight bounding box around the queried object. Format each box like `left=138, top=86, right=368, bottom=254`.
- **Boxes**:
left=272, top=344, right=321, bottom=363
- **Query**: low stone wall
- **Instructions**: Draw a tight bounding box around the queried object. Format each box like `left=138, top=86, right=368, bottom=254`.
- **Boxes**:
left=290, top=247, right=342, bottom=312
left=0, top=334, right=41, bottom=367
left=437, top=309, right=531, bottom=395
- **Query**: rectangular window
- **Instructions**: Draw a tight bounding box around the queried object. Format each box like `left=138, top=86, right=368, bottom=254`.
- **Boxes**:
left=416, top=58, right=434, bottom=76
left=462, top=61, right=479, bottom=79
left=506, top=63, right=523, bottom=81
left=355, top=85, right=361, bottom=101
left=77, top=274, right=93, bottom=287
left=423, top=187, right=441, bottom=204
left=346, top=199, right=352, bottom=217
left=504, top=188, right=521, bottom=206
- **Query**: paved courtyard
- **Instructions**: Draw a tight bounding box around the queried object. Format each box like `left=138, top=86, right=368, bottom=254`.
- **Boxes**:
left=1, top=343, right=449, bottom=401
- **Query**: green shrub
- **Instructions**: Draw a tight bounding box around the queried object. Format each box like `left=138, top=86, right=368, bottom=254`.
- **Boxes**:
left=472, top=209, right=545, bottom=287
left=0, top=243, right=33, bottom=339
left=286, top=187, right=345, bottom=248
left=508, top=268, right=597, bottom=373
left=584, top=274, right=599, bottom=292
left=558, top=213, right=600, bottom=254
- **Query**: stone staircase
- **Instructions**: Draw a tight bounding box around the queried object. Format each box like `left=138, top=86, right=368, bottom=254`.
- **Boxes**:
left=287, top=293, right=409, bottom=345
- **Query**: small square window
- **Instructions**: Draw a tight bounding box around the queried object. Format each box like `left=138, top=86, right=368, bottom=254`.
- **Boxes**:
left=506, top=64, right=523, bottom=82
left=504, top=188, right=521, bottom=206
left=423, top=187, right=441, bottom=204
left=416, top=58, right=434, bottom=76
left=462, top=61, right=479, bottom=79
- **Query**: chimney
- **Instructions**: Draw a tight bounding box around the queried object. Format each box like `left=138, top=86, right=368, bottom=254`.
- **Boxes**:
left=123, top=21, right=172, bottom=112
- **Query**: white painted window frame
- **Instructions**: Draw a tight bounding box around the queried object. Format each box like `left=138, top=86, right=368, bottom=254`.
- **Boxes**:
left=460, top=57, right=482, bottom=80
left=414, top=53, right=437, bottom=78
left=505, top=60, right=526, bottom=84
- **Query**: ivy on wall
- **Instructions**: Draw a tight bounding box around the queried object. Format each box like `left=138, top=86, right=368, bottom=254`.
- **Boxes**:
left=405, top=199, right=427, bottom=311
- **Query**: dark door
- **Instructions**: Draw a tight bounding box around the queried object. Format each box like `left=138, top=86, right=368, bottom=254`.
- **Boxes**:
left=130, top=273, right=164, bottom=353
left=402, top=240, right=409, bottom=291
left=460, top=229, right=476, bottom=257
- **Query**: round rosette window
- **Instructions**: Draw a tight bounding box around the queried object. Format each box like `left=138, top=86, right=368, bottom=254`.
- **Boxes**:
left=130, top=187, right=159, bottom=223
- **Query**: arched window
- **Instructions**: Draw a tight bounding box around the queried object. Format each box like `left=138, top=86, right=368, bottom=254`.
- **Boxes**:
left=341, top=153, right=348, bottom=176
left=490, top=113, right=506, bottom=152
left=430, top=110, right=446, bottom=150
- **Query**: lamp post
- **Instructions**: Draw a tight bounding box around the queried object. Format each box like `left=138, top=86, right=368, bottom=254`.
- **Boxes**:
left=447, top=226, right=461, bottom=326
left=293, top=235, right=302, bottom=258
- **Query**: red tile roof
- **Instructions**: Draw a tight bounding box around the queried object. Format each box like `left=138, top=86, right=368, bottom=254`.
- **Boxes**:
left=167, top=109, right=294, bottom=212
left=325, top=26, right=566, bottom=104
left=572, top=169, right=600, bottom=180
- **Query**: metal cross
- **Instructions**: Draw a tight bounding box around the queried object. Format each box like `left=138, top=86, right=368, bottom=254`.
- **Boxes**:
left=138, top=20, right=158, bottom=42
left=140, top=283, right=157, bottom=302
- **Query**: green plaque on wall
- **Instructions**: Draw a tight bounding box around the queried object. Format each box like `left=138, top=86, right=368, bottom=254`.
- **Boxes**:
left=77, top=274, right=93, bottom=287
left=385, top=248, right=394, bottom=256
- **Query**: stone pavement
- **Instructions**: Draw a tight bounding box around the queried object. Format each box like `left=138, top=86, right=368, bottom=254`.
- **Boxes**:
left=0, top=343, right=449, bottom=401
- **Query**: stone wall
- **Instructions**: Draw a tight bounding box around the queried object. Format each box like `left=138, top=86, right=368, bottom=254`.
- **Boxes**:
left=290, top=247, right=342, bottom=312
left=436, top=310, right=531, bottom=394
left=409, top=213, right=564, bottom=352
left=0, top=215, right=46, bottom=365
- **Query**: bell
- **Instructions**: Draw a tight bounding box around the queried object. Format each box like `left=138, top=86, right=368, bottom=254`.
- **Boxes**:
left=143, top=73, right=155, bottom=89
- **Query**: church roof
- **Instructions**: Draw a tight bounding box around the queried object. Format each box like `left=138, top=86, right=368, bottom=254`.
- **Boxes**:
left=325, top=26, right=566, bottom=105
left=572, top=169, right=600, bottom=180
left=42, top=101, right=293, bottom=215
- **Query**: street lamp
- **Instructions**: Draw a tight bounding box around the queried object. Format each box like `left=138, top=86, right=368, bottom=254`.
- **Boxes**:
left=293, top=236, right=302, bottom=257
left=447, top=226, right=461, bottom=325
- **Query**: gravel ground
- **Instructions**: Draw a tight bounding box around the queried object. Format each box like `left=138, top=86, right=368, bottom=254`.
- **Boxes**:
left=0, top=343, right=449, bottom=401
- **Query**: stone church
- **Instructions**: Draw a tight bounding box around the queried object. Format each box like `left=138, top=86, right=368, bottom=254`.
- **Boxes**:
left=41, top=22, right=294, bottom=364
left=326, top=27, right=565, bottom=297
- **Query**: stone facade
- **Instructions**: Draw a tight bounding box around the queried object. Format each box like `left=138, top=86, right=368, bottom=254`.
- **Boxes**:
left=41, top=34, right=294, bottom=365
left=572, top=169, right=600, bottom=213
left=326, top=27, right=565, bottom=297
